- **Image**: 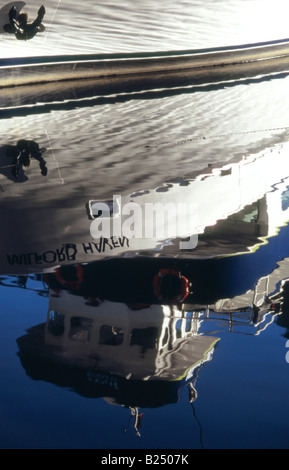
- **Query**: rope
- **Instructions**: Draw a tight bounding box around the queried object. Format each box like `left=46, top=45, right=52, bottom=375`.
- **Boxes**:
left=145, top=125, right=289, bottom=149
left=43, top=0, right=62, bottom=42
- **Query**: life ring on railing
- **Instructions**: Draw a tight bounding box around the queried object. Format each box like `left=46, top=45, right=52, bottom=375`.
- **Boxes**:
left=152, top=268, right=190, bottom=303
left=54, top=265, right=84, bottom=290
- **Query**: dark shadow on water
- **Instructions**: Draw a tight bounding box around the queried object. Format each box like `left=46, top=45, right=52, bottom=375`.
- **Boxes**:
left=3, top=4, right=45, bottom=40
left=0, top=1, right=25, bottom=32
left=0, top=140, right=47, bottom=182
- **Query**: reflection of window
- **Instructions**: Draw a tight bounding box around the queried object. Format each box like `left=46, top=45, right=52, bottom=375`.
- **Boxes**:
left=99, top=325, right=124, bottom=345
left=130, top=327, right=158, bottom=349
left=69, top=316, right=93, bottom=342
left=162, top=327, right=169, bottom=347
left=227, top=202, right=259, bottom=223
left=47, top=311, right=65, bottom=336
left=282, top=186, right=289, bottom=211
left=175, top=319, right=182, bottom=338
left=185, top=312, right=192, bottom=332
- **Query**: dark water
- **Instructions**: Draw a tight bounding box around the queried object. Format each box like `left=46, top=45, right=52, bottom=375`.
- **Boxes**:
left=2, top=0, right=289, bottom=453
left=1, top=259, right=289, bottom=450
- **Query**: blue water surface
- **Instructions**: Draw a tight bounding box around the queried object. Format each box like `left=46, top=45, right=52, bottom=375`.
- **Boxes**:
left=0, top=273, right=289, bottom=450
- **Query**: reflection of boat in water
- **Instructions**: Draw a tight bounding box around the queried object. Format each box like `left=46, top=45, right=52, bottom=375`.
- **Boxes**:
left=2, top=139, right=289, bottom=275
left=8, top=218, right=289, bottom=424
left=17, top=291, right=219, bottom=409
left=13, top=253, right=289, bottom=415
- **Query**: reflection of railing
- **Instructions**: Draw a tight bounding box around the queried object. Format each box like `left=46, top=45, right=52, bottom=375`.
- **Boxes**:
left=182, top=274, right=288, bottom=336
left=199, top=309, right=279, bottom=336
left=183, top=297, right=282, bottom=336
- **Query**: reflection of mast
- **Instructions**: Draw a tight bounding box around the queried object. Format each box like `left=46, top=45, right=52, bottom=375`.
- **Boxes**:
left=190, top=402, right=205, bottom=449
left=123, top=407, right=143, bottom=438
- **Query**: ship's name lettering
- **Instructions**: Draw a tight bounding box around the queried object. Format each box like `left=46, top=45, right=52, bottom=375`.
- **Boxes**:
left=82, top=236, right=129, bottom=254
left=6, top=237, right=129, bottom=266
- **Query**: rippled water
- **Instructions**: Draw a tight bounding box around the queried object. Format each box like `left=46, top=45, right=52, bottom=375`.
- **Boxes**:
left=1, top=0, right=289, bottom=56
left=1, top=0, right=289, bottom=452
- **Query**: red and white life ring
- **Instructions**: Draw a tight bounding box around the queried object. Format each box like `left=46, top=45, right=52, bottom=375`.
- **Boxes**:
left=153, top=268, right=190, bottom=303
left=54, top=265, right=84, bottom=290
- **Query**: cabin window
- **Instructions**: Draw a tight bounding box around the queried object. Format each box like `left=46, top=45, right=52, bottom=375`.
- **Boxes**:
left=282, top=186, right=289, bottom=211
left=130, top=327, right=158, bottom=349
left=185, top=312, right=193, bottom=332
left=162, top=327, right=169, bottom=347
left=99, top=325, right=124, bottom=345
left=175, top=319, right=182, bottom=338
left=47, top=311, right=65, bottom=336
left=69, top=316, right=93, bottom=342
